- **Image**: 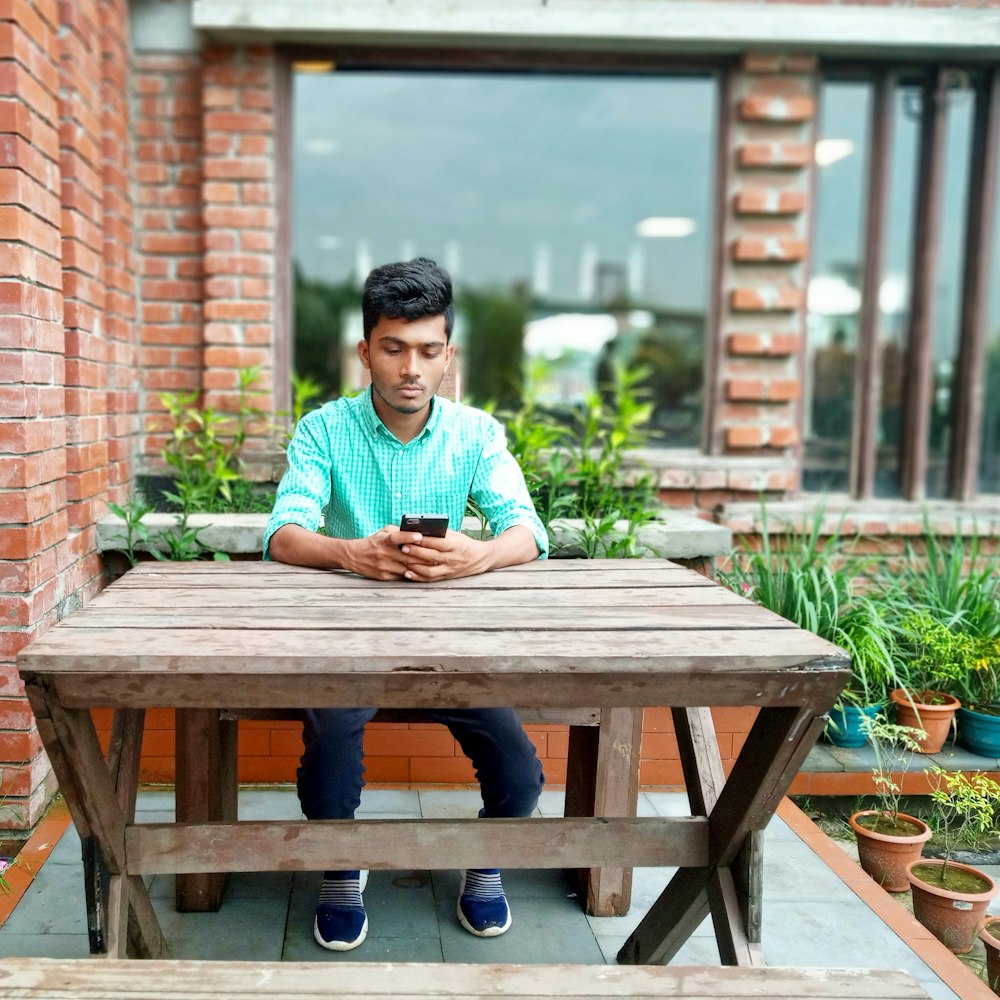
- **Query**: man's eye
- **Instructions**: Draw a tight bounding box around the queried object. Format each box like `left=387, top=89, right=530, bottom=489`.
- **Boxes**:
left=423, top=351, right=441, bottom=359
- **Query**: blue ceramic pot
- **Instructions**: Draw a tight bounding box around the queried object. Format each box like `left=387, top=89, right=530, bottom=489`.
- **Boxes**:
left=957, top=705, right=1000, bottom=759
left=825, top=704, right=880, bottom=748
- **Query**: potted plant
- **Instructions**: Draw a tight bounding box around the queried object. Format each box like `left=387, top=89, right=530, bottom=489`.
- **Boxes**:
left=980, top=916, right=1000, bottom=996
left=889, top=611, right=965, bottom=753
left=848, top=716, right=932, bottom=891
left=905, top=767, right=1000, bottom=953
left=826, top=599, right=904, bottom=748
left=954, top=637, right=1000, bottom=757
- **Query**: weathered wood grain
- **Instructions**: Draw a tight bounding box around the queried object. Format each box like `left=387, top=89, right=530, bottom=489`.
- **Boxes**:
left=0, top=959, right=932, bottom=998
left=128, top=817, right=709, bottom=875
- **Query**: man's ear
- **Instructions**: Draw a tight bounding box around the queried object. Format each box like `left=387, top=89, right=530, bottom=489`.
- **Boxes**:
left=357, top=339, right=370, bottom=371
left=445, top=343, right=456, bottom=369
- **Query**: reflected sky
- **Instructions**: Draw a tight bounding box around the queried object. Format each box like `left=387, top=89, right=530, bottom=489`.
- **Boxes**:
left=292, top=71, right=715, bottom=311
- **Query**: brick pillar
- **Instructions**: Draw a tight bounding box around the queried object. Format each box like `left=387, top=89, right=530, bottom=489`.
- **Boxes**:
left=101, top=0, right=138, bottom=502
left=715, top=53, right=818, bottom=493
left=0, top=0, right=66, bottom=828
left=201, top=45, right=278, bottom=452
left=135, top=51, right=204, bottom=466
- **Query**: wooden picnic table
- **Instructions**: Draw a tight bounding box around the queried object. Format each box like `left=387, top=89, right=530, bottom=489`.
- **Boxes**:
left=17, top=558, right=849, bottom=963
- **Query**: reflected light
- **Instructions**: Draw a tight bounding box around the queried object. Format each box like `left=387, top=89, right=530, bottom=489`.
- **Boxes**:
left=807, top=275, right=860, bottom=316
left=294, top=60, right=335, bottom=73
left=879, top=274, right=908, bottom=315
left=815, top=139, right=854, bottom=167
left=304, top=138, right=337, bottom=156
left=635, top=217, right=696, bottom=239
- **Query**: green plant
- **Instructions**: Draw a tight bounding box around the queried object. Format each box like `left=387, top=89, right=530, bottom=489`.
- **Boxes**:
left=926, top=767, right=1000, bottom=875
left=895, top=610, right=980, bottom=699
left=499, top=363, right=662, bottom=557
left=862, top=714, right=927, bottom=830
left=160, top=366, right=264, bottom=515
left=720, top=505, right=905, bottom=706
left=107, top=497, right=154, bottom=567
left=878, top=522, right=1000, bottom=639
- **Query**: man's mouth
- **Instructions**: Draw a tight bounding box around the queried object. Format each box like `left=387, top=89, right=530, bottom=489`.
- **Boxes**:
left=397, top=384, right=423, bottom=395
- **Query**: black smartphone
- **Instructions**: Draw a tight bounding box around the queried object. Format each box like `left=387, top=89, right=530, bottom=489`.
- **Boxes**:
left=399, top=514, right=449, bottom=538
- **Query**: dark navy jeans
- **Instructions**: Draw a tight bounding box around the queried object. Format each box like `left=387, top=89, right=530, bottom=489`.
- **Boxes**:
left=297, top=708, right=545, bottom=820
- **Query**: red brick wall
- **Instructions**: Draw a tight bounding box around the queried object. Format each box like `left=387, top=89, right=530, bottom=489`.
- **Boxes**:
left=93, top=706, right=762, bottom=789
left=135, top=51, right=203, bottom=462
left=0, top=0, right=135, bottom=829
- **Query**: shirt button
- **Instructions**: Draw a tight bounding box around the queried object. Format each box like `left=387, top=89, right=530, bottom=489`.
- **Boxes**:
left=394, top=492, right=402, bottom=499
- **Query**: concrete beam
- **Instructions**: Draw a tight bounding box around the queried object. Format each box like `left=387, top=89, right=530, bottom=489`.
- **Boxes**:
left=192, top=0, right=1000, bottom=58
left=133, top=0, right=199, bottom=53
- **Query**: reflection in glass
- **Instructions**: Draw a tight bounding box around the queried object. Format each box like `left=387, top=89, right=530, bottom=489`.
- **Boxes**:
left=979, top=106, right=1000, bottom=495
left=291, top=70, right=716, bottom=445
left=926, top=89, right=973, bottom=498
left=875, top=84, right=921, bottom=497
left=804, top=82, right=869, bottom=493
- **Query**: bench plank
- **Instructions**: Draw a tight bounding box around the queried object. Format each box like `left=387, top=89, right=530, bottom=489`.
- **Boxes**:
left=0, top=960, right=932, bottom=999
left=128, top=816, right=709, bottom=875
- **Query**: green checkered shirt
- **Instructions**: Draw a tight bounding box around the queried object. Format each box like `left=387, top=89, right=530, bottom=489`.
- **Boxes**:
left=264, top=388, right=548, bottom=560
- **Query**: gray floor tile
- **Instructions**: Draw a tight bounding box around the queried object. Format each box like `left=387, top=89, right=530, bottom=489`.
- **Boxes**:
left=151, top=894, right=288, bottom=961
left=535, top=789, right=565, bottom=817
left=417, top=789, right=485, bottom=819
left=233, top=790, right=304, bottom=821
left=762, top=840, right=859, bottom=901
left=644, top=792, right=691, bottom=817
left=357, top=789, right=422, bottom=816
left=0, top=933, right=91, bottom=958
left=434, top=869, right=604, bottom=965
left=803, top=744, right=846, bottom=772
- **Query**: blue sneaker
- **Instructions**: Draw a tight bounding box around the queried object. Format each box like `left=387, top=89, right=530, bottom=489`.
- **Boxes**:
left=313, top=870, right=368, bottom=951
left=457, top=868, right=512, bottom=937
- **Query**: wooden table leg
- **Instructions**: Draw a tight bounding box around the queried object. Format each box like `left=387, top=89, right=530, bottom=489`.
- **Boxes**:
left=23, top=680, right=166, bottom=958
left=672, top=706, right=762, bottom=966
left=618, top=705, right=827, bottom=965
left=564, top=707, right=642, bottom=916
left=175, top=709, right=238, bottom=912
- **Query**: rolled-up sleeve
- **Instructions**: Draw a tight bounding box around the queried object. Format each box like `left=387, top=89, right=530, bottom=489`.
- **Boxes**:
left=470, top=416, right=549, bottom=559
left=263, top=411, right=332, bottom=560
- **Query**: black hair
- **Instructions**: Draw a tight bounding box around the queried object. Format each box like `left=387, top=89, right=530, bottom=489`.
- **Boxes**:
left=361, top=257, right=454, bottom=341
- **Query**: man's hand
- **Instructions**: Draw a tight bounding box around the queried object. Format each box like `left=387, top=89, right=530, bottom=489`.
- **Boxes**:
left=397, top=529, right=491, bottom=581
left=268, top=523, right=540, bottom=581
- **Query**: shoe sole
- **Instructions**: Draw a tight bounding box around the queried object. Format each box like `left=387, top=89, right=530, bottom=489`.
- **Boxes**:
left=456, top=899, right=512, bottom=938
left=313, top=914, right=368, bottom=952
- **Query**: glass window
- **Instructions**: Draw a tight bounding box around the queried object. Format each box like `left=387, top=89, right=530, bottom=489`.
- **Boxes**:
left=980, top=112, right=1000, bottom=495
left=874, top=83, right=921, bottom=498
left=926, top=87, right=974, bottom=498
left=291, top=69, right=717, bottom=445
left=804, top=81, right=870, bottom=493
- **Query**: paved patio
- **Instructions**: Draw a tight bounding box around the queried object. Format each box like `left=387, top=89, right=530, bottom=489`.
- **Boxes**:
left=0, top=788, right=989, bottom=999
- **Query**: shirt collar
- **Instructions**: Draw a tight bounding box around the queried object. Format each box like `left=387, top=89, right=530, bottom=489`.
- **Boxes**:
left=355, top=386, right=443, bottom=443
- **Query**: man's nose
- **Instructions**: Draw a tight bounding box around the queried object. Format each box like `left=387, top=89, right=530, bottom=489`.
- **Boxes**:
left=401, top=351, right=421, bottom=376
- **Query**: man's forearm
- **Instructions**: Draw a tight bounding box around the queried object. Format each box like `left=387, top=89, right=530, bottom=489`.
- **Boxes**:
left=268, top=523, right=357, bottom=571
left=478, top=525, right=542, bottom=572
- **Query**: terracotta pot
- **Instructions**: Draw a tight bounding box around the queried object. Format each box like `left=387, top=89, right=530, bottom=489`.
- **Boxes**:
left=979, top=917, right=1000, bottom=995
left=890, top=688, right=961, bottom=753
left=906, top=858, right=998, bottom=954
left=849, top=810, right=932, bottom=892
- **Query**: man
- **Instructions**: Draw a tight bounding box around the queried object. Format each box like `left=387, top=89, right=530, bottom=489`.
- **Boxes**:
left=265, top=258, right=547, bottom=952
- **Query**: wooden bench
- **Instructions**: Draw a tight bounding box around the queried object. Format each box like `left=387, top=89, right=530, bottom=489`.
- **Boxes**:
left=0, top=959, right=932, bottom=999
left=175, top=704, right=645, bottom=918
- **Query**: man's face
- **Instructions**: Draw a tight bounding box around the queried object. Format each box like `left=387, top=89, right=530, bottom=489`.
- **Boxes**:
left=359, top=314, right=455, bottom=418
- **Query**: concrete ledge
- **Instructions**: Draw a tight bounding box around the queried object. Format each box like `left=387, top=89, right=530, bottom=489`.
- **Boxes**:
left=719, top=498, right=1000, bottom=537
left=193, top=0, right=1000, bottom=57
left=95, top=510, right=732, bottom=559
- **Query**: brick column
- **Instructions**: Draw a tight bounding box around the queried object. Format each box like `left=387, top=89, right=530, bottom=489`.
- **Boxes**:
left=101, top=0, right=138, bottom=502
left=201, top=45, right=278, bottom=452
left=135, top=51, right=204, bottom=465
left=0, top=0, right=65, bottom=827
left=715, top=53, right=818, bottom=493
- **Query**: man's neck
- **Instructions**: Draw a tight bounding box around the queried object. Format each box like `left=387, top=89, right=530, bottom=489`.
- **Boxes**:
left=371, top=391, right=432, bottom=444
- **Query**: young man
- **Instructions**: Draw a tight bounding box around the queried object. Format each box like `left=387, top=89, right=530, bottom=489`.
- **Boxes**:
left=265, top=258, right=547, bottom=952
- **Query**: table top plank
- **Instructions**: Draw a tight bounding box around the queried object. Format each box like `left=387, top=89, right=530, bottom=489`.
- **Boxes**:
left=56, top=604, right=799, bottom=632
left=90, top=584, right=745, bottom=609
